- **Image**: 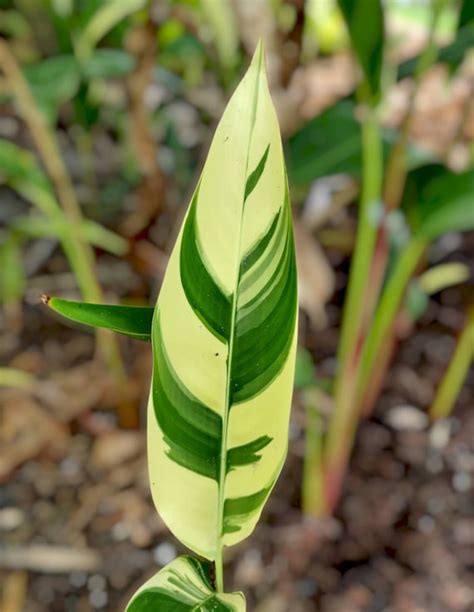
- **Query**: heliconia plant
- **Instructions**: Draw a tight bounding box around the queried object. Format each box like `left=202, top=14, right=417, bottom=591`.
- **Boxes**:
left=44, top=43, right=298, bottom=610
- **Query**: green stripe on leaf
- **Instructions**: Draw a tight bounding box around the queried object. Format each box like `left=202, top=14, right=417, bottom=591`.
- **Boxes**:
left=227, top=435, right=272, bottom=471
left=244, top=143, right=270, bottom=201
left=231, top=203, right=297, bottom=403
left=240, top=207, right=280, bottom=275
left=223, top=480, right=274, bottom=535
left=153, top=317, right=222, bottom=481
left=180, top=189, right=232, bottom=343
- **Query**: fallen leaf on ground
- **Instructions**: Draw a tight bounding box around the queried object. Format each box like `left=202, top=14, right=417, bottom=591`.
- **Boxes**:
left=0, top=391, right=69, bottom=480
left=0, top=545, right=101, bottom=573
left=90, top=431, right=145, bottom=471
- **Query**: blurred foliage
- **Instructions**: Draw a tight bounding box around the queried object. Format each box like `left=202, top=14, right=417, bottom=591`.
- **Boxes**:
left=403, top=165, right=474, bottom=240
left=286, top=101, right=431, bottom=185
left=1, top=0, right=473, bottom=518
left=0, top=233, right=25, bottom=305
left=337, top=0, right=384, bottom=102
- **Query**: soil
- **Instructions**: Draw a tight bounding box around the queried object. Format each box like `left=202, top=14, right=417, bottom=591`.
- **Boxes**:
left=1, top=229, right=473, bottom=612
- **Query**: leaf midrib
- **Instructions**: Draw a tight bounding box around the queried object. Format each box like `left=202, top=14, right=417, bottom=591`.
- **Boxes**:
left=215, top=43, right=263, bottom=557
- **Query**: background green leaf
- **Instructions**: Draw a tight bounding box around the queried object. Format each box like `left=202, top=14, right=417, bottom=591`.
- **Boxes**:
left=23, top=55, right=81, bottom=120
left=80, top=48, right=136, bottom=80
left=285, top=101, right=431, bottom=186
left=398, top=0, right=474, bottom=79
left=0, top=236, right=25, bottom=305
left=337, top=0, right=384, bottom=101
left=403, top=165, right=474, bottom=240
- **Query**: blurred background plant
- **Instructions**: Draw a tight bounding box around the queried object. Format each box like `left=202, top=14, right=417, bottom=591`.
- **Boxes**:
left=0, top=1, right=473, bottom=611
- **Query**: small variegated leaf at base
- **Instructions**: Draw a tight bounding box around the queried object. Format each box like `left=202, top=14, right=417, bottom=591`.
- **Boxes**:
left=126, top=556, right=245, bottom=611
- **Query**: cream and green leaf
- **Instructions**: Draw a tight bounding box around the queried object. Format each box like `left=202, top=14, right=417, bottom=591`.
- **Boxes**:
left=43, top=43, right=297, bottom=608
left=148, top=42, right=297, bottom=561
left=126, top=556, right=245, bottom=611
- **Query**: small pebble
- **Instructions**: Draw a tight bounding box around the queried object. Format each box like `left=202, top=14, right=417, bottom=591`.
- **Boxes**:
left=90, top=590, right=108, bottom=608
left=153, top=542, right=177, bottom=566
left=0, top=507, right=25, bottom=530
left=427, top=497, right=445, bottom=515
left=70, top=572, right=88, bottom=588
left=235, top=549, right=263, bottom=586
left=452, top=472, right=471, bottom=493
left=296, top=578, right=318, bottom=598
left=60, top=457, right=81, bottom=477
left=437, top=232, right=462, bottom=255
left=385, top=405, right=428, bottom=431
left=429, top=419, right=451, bottom=450
left=425, top=454, right=443, bottom=474
left=418, top=515, right=435, bottom=534
left=88, top=574, right=106, bottom=591
left=111, top=522, right=129, bottom=542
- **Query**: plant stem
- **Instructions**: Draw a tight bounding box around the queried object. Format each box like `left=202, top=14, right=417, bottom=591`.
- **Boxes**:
left=0, top=40, right=135, bottom=427
left=350, top=0, right=447, bottom=418
left=360, top=318, right=397, bottom=417
left=323, top=240, right=424, bottom=514
left=430, top=305, right=474, bottom=420
left=355, top=237, right=427, bottom=407
left=302, top=391, right=325, bottom=516
left=383, top=0, right=443, bottom=212
left=322, top=107, right=383, bottom=513
left=336, top=107, right=383, bottom=368
left=215, top=549, right=224, bottom=593
left=355, top=0, right=445, bottom=342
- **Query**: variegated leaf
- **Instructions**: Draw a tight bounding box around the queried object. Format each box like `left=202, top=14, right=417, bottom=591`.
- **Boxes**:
left=126, top=556, right=245, bottom=611
left=148, top=43, right=298, bottom=560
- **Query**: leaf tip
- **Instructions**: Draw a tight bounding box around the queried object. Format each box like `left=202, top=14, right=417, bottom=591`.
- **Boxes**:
left=252, top=38, right=266, bottom=70
left=40, top=294, right=51, bottom=306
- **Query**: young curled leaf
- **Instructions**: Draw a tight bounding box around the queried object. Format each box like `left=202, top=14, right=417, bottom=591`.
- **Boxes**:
left=43, top=296, right=153, bottom=341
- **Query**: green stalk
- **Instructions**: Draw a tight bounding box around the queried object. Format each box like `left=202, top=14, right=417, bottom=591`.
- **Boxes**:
left=214, top=551, right=224, bottom=593
left=361, top=0, right=447, bottom=332
left=355, top=237, right=427, bottom=406
left=336, top=107, right=383, bottom=367
left=360, top=318, right=397, bottom=417
left=323, top=238, right=424, bottom=514
left=383, top=0, right=446, bottom=211
left=302, top=391, right=325, bottom=516
left=430, top=306, right=474, bottom=420
left=353, top=0, right=458, bottom=422
left=323, top=108, right=383, bottom=512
